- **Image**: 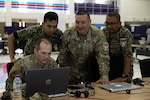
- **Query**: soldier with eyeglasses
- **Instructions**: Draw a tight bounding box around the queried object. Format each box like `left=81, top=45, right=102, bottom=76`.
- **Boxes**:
left=103, top=12, right=133, bottom=83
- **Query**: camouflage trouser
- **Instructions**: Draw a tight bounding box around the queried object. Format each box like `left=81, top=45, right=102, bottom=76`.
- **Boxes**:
left=69, top=76, right=81, bottom=85
left=69, top=73, right=87, bottom=85
left=30, top=92, right=51, bottom=100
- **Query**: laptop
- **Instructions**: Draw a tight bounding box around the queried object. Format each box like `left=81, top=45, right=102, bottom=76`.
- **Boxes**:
left=99, top=82, right=142, bottom=92
left=25, top=67, right=70, bottom=97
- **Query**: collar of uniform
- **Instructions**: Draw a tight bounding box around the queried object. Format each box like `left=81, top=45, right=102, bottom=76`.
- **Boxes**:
left=70, top=28, right=80, bottom=41
left=33, top=54, right=45, bottom=66
left=72, top=26, right=92, bottom=41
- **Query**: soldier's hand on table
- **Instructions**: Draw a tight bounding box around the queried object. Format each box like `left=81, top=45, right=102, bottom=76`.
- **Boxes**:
left=96, top=79, right=110, bottom=84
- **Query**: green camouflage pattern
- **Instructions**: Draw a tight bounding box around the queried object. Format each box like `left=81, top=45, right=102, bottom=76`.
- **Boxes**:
left=30, top=92, right=51, bottom=100
left=103, top=26, right=133, bottom=57
left=15, top=25, right=63, bottom=55
left=103, top=26, right=133, bottom=77
left=58, top=25, right=110, bottom=82
left=5, top=54, right=58, bottom=91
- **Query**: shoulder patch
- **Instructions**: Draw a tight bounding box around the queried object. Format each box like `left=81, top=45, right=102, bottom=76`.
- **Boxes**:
left=120, top=38, right=127, bottom=47
left=103, top=42, right=109, bottom=51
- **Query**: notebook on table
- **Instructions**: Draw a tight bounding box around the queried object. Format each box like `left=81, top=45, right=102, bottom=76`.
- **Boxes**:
left=99, top=82, right=142, bottom=92
left=25, top=67, right=70, bottom=97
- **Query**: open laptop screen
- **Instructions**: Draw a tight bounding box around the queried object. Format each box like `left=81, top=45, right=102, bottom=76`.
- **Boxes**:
left=25, top=67, right=70, bottom=97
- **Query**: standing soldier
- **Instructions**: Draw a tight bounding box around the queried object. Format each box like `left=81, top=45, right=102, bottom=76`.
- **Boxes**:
left=8, top=11, right=63, bottom=63
left=57, top=10, right=110, bottom=84
left=103, top=12, right=133, bottom=82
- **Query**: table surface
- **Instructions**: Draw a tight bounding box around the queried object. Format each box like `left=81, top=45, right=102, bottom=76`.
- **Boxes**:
left=0, top=40, right=8, bottom=43
left=1, top=78, right=150, bottom=100
left=132, top=44, right=150, bottom=49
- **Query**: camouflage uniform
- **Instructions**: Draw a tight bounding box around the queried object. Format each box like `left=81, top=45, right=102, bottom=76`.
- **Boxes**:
left=58, top=25, right=110, bottom=84
left=14, top=25, right=63, bottom=55
left=5, top=54, right=58, bottom=91
left=30, top=92, right=51, bottom=100
left=103, top=26, right=133, bottom=81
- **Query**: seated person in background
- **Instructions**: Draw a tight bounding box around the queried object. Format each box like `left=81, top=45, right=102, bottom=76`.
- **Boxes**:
left=57, top=10, right=110, bottom=84
left=146, top=28, right=150, bottom=44
left=103, top=12, right=133, bottom=82
left=0, top=34, right=7, bottom=55
left=5, top=38, right=58, bottom=91
left=0, top=42, right=6, bottom=55
left=8, top=11, right=63, bottom=63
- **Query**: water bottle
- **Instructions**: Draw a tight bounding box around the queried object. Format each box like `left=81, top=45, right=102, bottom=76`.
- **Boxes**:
left=13, top=74, right=22, bottom=100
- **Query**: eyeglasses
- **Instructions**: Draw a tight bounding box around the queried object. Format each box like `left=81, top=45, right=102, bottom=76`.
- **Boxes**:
left=105, top=22, right=119, bottom=26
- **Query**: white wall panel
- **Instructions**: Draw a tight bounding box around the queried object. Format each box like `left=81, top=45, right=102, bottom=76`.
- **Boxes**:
left=0, top=0, right=150, bottom=28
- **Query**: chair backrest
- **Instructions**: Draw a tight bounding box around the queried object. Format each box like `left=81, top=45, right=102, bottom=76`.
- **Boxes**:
left=6, top=38, right=27, bottom=75
left=132, top=34, right=141, bottom=44
left=7, top=62, right=14, bottom=75
left=139, top=59, right=150, bottom=77
left=15, top=39, right=27, bottom=50
left=84, top=53, right=100, bottom=82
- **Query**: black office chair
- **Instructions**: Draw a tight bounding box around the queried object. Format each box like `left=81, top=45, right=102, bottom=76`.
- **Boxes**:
left=139, top=58, right=150, bottom=77
left=7, top=62, right=14, bottom=75
left=132, top=34, right=141, bottom=59
left=136, top=49, right=150, bottom=58
left=132, top=34, right=141, bottom=44
left=85, top=53, right=100, bottom=82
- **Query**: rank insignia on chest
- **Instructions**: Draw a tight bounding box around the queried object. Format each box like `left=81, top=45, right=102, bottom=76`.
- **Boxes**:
left=103, top=42, right=109, bottom=51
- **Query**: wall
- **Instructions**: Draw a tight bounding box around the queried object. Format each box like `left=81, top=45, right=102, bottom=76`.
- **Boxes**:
left=0, top=0, right=150, bottom=31
left=120, top=0, right=150, bottom=23
left=62, top=0, right=150, bottom=26
left=0, top=22, right=5, bottom=33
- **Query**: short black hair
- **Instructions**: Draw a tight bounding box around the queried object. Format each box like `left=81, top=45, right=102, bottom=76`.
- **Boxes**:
left=76, top=10, right=90, bottom=20
left=44, top=12, right=58, bottom=22
left=107, top=12, right=120, bottom=22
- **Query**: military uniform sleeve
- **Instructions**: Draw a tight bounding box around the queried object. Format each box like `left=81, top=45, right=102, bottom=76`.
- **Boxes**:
left=57, top=29, right=71, bottom=67
left=53, top=60, right=59, bottom=68
left=14, top=25, right=38, bottom=40
left=95, top=31, right=110, bottom=80
left=5, top=64, right=22, bottom=91
left=14, top=28, right=28, bottom=40
left=55, top=29, right=63, bottom=51
left=121, top=28, right=133, bottom=56
left=5, top=57, right=27, bottom=91
left=48, top=57, right=59, bottom=68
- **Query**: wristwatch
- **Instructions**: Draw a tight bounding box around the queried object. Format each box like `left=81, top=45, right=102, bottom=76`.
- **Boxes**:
left=122, top=74, right=128, bottom=78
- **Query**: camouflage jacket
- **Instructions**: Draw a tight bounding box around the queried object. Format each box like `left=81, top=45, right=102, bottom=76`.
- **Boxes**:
left=5, top=54, right=58, bottom=91
left=14, top=25, right=63, bottom=55
left=103, top=26, right=133, bottom=57
left=103, top=26, right=133, bottom=77
left=58, top=25, right=110, bottom=81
